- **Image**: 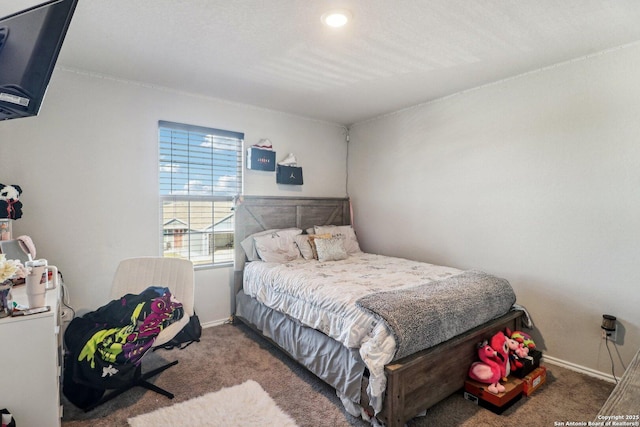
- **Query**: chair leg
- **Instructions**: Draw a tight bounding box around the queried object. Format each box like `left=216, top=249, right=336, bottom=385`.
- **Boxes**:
left=137, top=360, right=179, bottom=399
left=84, top=382, right=131, bottom=412
left=138, top=379, right=175, bottom=399
left=139, top=360, right=179, bottom=382
left=83, top=360, right=179, bottom=412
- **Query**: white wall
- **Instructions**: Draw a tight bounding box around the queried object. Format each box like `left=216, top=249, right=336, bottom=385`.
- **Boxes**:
left=0, top=69, right=347, bottom=325
left=348, top=43, right=640, bottom=378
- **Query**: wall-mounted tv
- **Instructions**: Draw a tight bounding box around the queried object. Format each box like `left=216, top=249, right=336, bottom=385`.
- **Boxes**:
left=0, top=0, right=78, bottom=121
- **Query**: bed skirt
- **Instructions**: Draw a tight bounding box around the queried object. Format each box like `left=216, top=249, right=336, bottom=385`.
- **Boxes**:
left=235, top=291, right=366, bottom=403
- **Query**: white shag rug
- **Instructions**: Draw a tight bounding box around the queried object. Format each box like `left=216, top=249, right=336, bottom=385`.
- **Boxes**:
left=128, top=380, right=298, bottom=427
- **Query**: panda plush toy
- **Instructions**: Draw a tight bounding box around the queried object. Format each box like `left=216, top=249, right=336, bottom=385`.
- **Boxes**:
left=0, top=184, right=23, bottom=219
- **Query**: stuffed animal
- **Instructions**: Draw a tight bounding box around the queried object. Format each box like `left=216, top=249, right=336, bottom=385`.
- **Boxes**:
left=506, top=328, right=536, bottom=350
left=0, top=184, right=23, bottom=220
left=505, top=334, right=525, bottom=372
left=489, top=330, right=510, bottom=381
left=513, top=340, right=529, bottom=358
left=468, top=341, right=506, bottom=394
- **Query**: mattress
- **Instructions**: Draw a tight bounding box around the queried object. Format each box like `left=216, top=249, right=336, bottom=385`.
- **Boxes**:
left=242, top=252, right=517, bottom=413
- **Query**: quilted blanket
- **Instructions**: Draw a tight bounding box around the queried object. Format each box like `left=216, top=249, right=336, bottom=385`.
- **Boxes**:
left=356, top=270, right=516, bottom=360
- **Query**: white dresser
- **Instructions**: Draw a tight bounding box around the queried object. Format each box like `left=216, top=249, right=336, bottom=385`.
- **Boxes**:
left=0, top=284, right=62, bottom=427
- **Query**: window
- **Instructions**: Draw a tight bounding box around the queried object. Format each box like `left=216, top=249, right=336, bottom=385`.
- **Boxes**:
left=159, top=121, right=243, bottom=267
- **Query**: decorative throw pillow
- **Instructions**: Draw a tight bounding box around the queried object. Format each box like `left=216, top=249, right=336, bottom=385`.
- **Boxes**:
left=314, top=237, right=348, bottom=262
left=307, top=233, right=332, bottom=260
left=240, top=228, right=302, bottom=261
left=294, top=234, right=315, bottom=260
left=314, top=225, right=361, bottom=254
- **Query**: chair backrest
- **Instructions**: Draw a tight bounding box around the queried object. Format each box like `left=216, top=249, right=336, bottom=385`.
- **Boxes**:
left=109, top=257, right=195, bottom=317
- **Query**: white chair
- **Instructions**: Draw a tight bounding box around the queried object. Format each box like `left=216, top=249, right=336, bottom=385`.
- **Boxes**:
left=86, top=257, right=195, bottom=410
left=110, top=257, right=195, bottom=346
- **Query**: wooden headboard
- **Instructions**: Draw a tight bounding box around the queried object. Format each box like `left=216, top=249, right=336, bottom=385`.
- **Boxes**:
left=233, top=196, right=351, bottom=297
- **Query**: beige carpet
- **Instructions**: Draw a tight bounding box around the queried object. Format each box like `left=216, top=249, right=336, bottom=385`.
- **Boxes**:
left=62, top=323, right=614, bottom=427
left=127, top=380, right=297, bottom=427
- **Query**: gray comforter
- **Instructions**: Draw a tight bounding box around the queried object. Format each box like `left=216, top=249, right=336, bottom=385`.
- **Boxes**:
left=356, top=270, right=517, bottom=360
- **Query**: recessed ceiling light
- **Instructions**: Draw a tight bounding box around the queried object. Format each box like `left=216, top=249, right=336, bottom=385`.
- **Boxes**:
left=321, top=9, right=352, bottom=28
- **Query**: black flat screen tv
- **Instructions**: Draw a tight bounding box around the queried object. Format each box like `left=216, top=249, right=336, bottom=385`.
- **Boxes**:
left=0, top=0, right=77, bottom=121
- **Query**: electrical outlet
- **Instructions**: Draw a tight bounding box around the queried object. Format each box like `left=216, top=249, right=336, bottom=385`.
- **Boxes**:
left=60, top=307, right=74, bottom=324
left=602, top=328, right=617, bottom=343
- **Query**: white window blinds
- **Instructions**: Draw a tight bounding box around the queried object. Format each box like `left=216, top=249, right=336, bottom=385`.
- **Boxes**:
left=159, top=120, right=243, bottom=266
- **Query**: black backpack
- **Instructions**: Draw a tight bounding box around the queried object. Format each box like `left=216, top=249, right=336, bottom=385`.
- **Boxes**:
left=158, top=312, right=202, bottom=350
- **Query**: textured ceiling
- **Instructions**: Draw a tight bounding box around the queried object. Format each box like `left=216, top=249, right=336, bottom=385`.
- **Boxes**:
left=3, top=0, right=640, bottom=125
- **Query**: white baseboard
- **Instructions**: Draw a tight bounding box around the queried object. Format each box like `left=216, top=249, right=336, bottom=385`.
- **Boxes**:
left=542, top=355, right=617, bottom=383
left=201, top=317, right=231, bottom=329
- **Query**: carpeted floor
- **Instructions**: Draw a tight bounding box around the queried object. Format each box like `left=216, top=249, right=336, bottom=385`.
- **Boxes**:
left=62, top=323, right=614, bottom=427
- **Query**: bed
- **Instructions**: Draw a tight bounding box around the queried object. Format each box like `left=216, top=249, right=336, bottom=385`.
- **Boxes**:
left=233, top=196, right=526, bottom=427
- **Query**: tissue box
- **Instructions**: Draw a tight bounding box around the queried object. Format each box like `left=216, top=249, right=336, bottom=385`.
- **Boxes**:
left=511, top=349, right=542, bottom=378
left=247, top=147, right=276, bottom=171
left=276, top=165, right=303, bottom=185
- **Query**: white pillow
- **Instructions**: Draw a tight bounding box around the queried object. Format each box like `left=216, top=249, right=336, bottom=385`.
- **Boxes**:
left=254, top=230, right=303, bottom=263
left=314, top=225, right=361, bottom=254
left=294, top=234, right=315, bottom=260
left=314, top=236, right=348, bottom=262
left=240, top=228, right=302, bottom=261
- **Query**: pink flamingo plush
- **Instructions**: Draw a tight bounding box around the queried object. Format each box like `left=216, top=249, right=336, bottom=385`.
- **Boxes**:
left=490, top=331, right=511, bottom=381
left=468, top=341, right=506, bottom=394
